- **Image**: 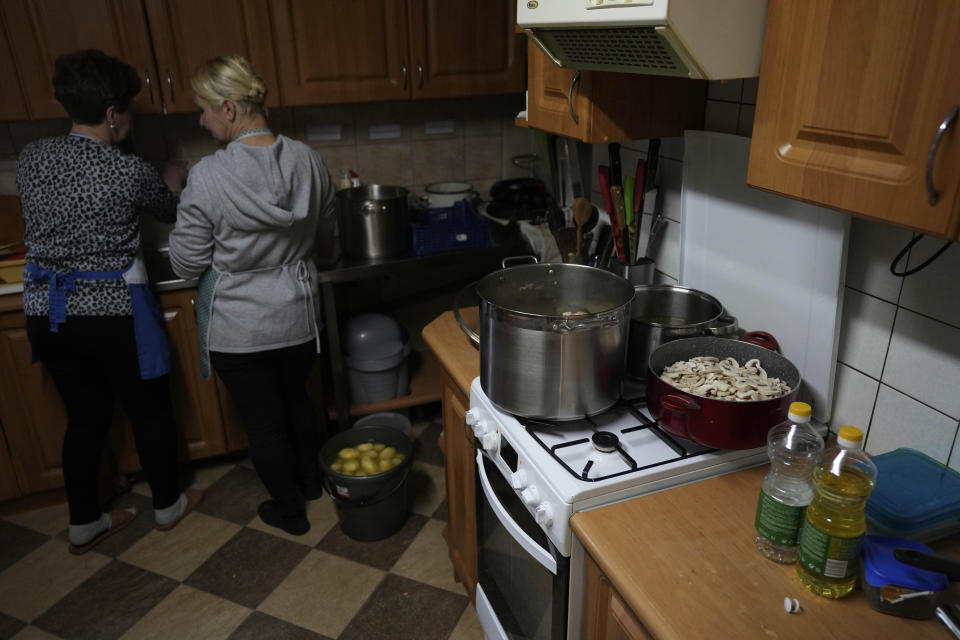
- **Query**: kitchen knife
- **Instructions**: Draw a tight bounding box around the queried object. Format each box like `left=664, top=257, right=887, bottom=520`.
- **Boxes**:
left=631, top=159, right=646, bottom=264
left=598, top=166, right=627, bottom=264
left=623, top=175, right=635, bottom=263
left=609, top=185, right=630, bottom=264
left=608, top=142, right=622, bottom=188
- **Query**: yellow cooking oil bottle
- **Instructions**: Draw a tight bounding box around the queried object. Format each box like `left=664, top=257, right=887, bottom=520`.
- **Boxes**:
left=796, top=425, right=877, bottom=598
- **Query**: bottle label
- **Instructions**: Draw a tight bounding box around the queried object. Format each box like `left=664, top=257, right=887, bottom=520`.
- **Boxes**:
left=754, top=491, right=805, bottom=545
left=797, top=519, right=863, bottom=579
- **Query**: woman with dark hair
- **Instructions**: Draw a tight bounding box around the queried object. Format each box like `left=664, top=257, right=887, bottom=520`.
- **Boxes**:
left=17, top=49, right=200, bottom=554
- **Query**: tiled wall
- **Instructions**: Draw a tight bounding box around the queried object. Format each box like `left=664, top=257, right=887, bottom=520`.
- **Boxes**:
left=590, top=78, right=960, bottom=471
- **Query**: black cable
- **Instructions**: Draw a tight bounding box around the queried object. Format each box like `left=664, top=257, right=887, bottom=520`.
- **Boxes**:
left=889, top=233, right=953, bottom=277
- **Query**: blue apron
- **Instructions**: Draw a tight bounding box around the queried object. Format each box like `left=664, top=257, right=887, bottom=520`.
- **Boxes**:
left=25, top=256, right=171, bottom=380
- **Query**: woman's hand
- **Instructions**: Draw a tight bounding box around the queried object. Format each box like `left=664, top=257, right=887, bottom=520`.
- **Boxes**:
left=162, top=160, right=189, bottom=194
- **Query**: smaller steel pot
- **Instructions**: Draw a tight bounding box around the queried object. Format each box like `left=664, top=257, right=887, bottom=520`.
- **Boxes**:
left=647, top=335, right=801, bottom=449
left=336, top=185, right=410, bottom=259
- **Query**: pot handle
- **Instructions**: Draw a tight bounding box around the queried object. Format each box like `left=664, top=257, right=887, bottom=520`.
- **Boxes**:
left=739, top=331, right=779, bottom=352
left=705, top=314, right=739, bottom=337
left=501, top=255, right=538, bottom=269
left=453, top=282, right=480, bottom=347
left=661, top=394, right=701, bottom=413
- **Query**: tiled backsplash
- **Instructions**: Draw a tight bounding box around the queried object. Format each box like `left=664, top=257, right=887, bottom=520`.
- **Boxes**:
left=590, top=77, right=960, bottom=470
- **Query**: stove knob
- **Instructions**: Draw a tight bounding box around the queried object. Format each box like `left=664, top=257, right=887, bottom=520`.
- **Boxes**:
left=510, top=469, right=529, bottom=490
left=520, top=486, right=540, bottom=506
left=464, top=409, right=480, bottom=426
left=534, top=503, right=554, bottom=527
left=479, top=429, right=499, bottom=452
left=471, top=418, right=490, bottom=438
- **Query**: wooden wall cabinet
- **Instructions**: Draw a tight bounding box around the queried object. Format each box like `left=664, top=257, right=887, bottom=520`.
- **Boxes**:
left=582, top=552, right=653, bottom=640
left=523, top=43, right=706, bottom=144
left=0, top=0, right=278, bottom=118
left=0, top=17, right=27, bottom=121
left=270, top=0, right=524, bottom=106
left=747, top=0, right=960, bottom=240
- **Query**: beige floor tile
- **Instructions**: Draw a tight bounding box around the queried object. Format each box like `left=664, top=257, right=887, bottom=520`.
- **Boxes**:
left=119, top=512, right=240, bottom=581
left=391, top=519, right=464, bottom=594
left=190, top=461, right=237, bottom=490
left=449, top=603, right=485, bottom=640
left=120, top=584, right=250, bottom=640
left=4, top=502, right=69, bottom=536
left=409, top=460, right=445, bottom=517
left=11, top=626, right=63, bottom=640
left=0, top=539, right=110, bottom=621
left=245, top=495, right=339, bottom=547
left=257, top=549, right=385, bottom=637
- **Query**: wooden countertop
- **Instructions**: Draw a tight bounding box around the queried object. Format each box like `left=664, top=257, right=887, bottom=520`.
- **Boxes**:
left=421, top=308, right=479, bottom=395
left=572, top=465, right=960, bottom=639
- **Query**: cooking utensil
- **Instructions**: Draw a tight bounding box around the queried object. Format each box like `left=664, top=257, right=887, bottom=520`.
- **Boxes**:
left=598, top=166, right=628, bottom=264
left=608, top=142, right=622, bottom=188
left=556, top=227, right=578, bottom=263
left=573, top=197, right=592, bottom=258
left=623, top=175, right=635, bottom=257
left=631, top=160, right=646, bottom=264
left=609, top=184, right=630, bottom=264
left=593, top=224, right=613, bottom=268
left=453, top=261, right=635, bottom=420
left=336, top=185, right=410, bottom=259
left=424, top=182, right=477, bottom=209
left=646, top=335, right=802, bottom=449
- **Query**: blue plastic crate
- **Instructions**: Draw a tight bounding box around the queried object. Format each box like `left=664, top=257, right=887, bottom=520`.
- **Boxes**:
left=411, top=201, right=490, bottom=255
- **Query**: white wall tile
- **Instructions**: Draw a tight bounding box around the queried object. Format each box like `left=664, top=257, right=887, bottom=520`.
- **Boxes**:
left=707, top=80, right=743, bottom=102
left=883, top=309, right=960, bottom=419
left=658, top=136, right=685, bottom=162
left=837, top=288, right=896, bottom=378
left=649, top=217, right=681, bottom=280
left=899, top=236, right=960, bottom=329
left=703, top=101, right=740, bottom=135
left=829, top=364, right=879, bottom=435
left=844, top=217, right=910, bottom=303
left=657, top=157, right=683, bottom=223
left=950, top=430, right=960, bottom=472
left=864, top=385, right=958, bottom=462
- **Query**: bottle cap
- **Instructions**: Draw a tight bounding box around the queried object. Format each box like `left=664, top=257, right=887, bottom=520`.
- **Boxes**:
left=837, top=425, right=864, bottom=448
left=788, top=402, right=812, bottom=419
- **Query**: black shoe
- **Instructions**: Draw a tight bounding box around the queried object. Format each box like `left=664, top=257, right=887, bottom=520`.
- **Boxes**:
left=258, top=500, right=310, bottom=536
left=299, top=477, right=325, bottom=501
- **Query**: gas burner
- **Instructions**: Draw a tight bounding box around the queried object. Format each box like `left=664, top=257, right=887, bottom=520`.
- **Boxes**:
left=591, top=431, right=619, bottom=453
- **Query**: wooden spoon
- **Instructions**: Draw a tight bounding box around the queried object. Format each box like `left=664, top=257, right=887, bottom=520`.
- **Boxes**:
left=572, top=197, right=592, bottom=258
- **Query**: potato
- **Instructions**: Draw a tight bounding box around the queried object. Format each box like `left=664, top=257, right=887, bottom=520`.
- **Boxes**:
left=342, top=459, right=359, bottom=472
left=356, top=442, right=374, bottom=452
left=378, top=446, right=397, bottom=460
left=373, top=443, right=386, bottom=452
left=360, top=456, right=379, bottom=474
left=338, top=447, right=359, bottom=460
left=331, top=461, right=343, bottom=473
left=378, top=458, right=394, bottom=472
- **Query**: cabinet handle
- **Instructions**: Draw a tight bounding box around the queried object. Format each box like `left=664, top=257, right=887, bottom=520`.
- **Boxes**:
left=401, top=64, right=408, bottom=90
left=144, top=70, right=154, bottom=104
left=417, top=61, right=424, bottom=89
left=166, top=69, right=175, bottom=105
left=568, top=71, right=581, bottom=125
left=927, top=105, right=958, bottom=206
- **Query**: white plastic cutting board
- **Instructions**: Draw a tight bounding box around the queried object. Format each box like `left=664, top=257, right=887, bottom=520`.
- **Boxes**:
left=679, top=131, right=849, bottom=423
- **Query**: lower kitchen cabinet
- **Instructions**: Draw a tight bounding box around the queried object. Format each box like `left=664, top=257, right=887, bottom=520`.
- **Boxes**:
left=582, top=552, right=653, bottom=640
left=438, top=369, right=477, bottom=599
left=0, top=423, right=20, bottom=500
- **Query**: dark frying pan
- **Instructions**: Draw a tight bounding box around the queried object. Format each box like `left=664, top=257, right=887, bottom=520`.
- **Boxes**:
left=646, top=335, right=802, bottom=449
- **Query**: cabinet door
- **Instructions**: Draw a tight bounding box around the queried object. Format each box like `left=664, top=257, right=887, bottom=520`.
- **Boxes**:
left=526, top=43, right=591, bottom=140
left=747, top=0, right=960, bottom=239
left=0, top=302, right=66, bottom=494
left=0, top=419, right=22, bottom=500
left=143, top=0, right=279, bottom=114
left=0, top=20, right=27, bottom=121
left=270, top=0, right=409, bottom=106
left=158, top=289, right=228, bottom=460
left=407, top=0, right=524, bottom=100
left=0, top=0, right=162, bottom=118
left=582, top=552, right=654, bottom=640
left=440, top=375, right=477, bottom=599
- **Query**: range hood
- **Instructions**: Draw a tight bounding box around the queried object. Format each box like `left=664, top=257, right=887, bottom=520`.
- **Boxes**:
left=517, top=0, right=767, bottom=80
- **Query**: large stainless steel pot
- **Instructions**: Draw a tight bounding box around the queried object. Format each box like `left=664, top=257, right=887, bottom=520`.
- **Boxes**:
left=455, top=261, right=635, bottom=420
left=336, top=185, right=409, bottom=259
left=627, top=285, right=736, bottom=378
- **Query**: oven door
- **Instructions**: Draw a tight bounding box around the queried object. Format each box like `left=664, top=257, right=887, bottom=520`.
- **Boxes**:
left=475, top=450, right=569, bottom=640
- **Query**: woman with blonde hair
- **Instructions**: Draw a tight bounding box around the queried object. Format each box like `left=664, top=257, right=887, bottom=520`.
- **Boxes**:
left=169, top=55, right=335, bottom=535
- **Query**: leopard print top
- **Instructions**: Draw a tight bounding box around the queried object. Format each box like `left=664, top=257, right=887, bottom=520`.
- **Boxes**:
left=17, top=134, right=178, bottom=317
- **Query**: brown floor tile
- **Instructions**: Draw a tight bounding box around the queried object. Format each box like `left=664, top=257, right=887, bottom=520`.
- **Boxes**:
left=414, top=421, right=444, bottom=466
left=119, top=584, right=250, bottom=640
left=257, top=549, right=385, bottom=638
left=8, top=626, right=62, bottom=639
left=316, top=512, right=428, bottom=571
left=119, top=511, right=241, bottom=581
left=2, top=502, right=69, bottom=537
left=432, top=497, right=448, bottom=522
left=33, top=560, right=177, bottom=640
left=227, top=611, right=331, bottom=640
left=0, top=539, right=110, bottom=623
left=185, top=528, right=310, bottom=609
left=391, top=519, right=465, bottom=594
left=0, top=611, right=26, bottom=638
left=196, top=466, right=269, bottom=525
left=408, top=461, right=446, bottom=517
left=0, top=521, right=48, bottom=573
left=246, top=494, right=339, bottom=547
left=338, top=574, right=468, bottom=640
left=449, top=604, right=485, bottom=640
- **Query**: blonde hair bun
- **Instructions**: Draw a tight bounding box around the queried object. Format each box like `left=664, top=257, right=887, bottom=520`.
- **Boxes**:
left=191, top=55, right=267, bottom=115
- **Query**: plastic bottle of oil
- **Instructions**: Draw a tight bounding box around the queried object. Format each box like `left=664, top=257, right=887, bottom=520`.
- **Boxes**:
left=796, top=425, right=877, bottom=598
left=753, top=401, right=824, bottom=563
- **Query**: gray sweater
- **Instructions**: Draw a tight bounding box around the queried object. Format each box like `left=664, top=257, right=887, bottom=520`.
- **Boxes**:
left=169, top=135, right=334, bottom=353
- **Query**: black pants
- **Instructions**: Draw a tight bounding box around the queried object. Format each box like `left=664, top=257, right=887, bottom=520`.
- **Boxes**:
left=27, top=315, right=181, bottom=525
left=211, top=341, right=319, bottom=518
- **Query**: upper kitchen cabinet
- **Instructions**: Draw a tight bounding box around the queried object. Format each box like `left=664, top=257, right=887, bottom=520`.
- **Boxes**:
left=747, top=0, right=960, bottom=240
left=1, top=0, right=160, bottom=118
left=0, top=0, right=279, bottom=118
left=524, top=44, right=706, bottom=144
left=0, top=18, right=27, bottom=121
left=269, top=0, right=524, bottom=106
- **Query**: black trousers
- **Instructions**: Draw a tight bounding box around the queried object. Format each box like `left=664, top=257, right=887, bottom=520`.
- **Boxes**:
left=211, top=340, right=319, bottom=518
left=26, top=315, right=181, bottom=525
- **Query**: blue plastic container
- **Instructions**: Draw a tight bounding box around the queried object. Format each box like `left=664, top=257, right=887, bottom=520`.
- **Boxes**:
left=411, top=200, right=490, bottom=256
left=865, top=448, right=960, bottom=542
left=861, top=535, right=949, bottom=619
